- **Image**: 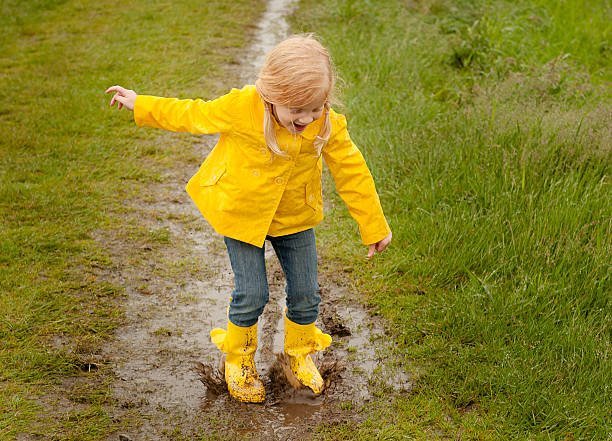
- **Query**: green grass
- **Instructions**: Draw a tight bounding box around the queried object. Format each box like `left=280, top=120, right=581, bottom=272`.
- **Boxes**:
left=0, top=0, right=262, bottom=438
left=291, top=0, right=611, bottom=439
left=2, top=0, right=610, bottom=439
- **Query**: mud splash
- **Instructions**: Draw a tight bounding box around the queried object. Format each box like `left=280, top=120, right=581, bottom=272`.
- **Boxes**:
left=102, top=0, right=412, bottom=439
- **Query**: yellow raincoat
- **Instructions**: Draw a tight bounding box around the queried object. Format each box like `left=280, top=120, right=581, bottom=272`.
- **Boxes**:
left=134, top=85, right=390, bottom=247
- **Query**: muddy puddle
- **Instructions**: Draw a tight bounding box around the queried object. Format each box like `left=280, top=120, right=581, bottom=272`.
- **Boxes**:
left=102, top=0, right=412, bottom=439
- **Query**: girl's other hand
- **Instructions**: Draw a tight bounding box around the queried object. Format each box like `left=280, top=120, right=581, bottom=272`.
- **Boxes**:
left=105, top=85, right=137, bottom=111
left=367, top=232, right=392, bottom=259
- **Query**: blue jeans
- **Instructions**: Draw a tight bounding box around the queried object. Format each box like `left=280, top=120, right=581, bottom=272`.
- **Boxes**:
left=223, top=229, right=320, bottom=327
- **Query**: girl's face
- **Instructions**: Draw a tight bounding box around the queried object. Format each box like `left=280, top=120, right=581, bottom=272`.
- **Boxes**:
left=273, top=97, right=326, bottom=135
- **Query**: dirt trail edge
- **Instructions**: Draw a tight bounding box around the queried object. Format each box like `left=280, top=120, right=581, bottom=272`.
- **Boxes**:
left=102, top=1, right=412, bottom=439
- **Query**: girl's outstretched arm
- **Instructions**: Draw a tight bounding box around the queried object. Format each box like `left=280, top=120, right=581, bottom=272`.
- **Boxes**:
left=105, top=85, right=138, bottom=111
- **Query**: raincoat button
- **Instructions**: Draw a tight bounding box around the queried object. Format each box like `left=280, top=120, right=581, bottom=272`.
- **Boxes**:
left=252, top=169, right=260, bottom=177
left=308, top=195, right=314, bottom=202
left=275, top=177, right=283, bottom=185
left=259, top=148, right=267, bottom=155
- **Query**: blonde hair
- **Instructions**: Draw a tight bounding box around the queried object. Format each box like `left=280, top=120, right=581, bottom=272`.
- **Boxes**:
left=255, top=34, right=337, bottom=157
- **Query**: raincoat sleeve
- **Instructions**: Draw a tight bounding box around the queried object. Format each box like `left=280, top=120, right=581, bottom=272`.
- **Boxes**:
left=323, top=114, right=391, bottom=245
left=133, top=88, right=241, bottom=134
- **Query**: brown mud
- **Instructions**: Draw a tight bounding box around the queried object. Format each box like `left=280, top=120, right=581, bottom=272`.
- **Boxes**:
left=96, top=0, right=412, bottom=439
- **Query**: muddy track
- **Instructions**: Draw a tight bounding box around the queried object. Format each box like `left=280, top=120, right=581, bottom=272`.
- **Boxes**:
left=98, top=1, right=411, bottom=439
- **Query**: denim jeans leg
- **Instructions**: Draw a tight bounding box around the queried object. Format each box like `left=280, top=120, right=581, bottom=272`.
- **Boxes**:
left=223, top=237, right=269, bottom=327
left=269, top=229, right=320, bottom=325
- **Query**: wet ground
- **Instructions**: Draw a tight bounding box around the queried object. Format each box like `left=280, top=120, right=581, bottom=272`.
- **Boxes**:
left=101, top=130, right=412, bottom=440
left=99, top=0, right=412, bottom=439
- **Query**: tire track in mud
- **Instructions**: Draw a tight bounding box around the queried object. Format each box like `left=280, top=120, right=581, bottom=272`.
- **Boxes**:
left=103, top=1, right=412, bottom=439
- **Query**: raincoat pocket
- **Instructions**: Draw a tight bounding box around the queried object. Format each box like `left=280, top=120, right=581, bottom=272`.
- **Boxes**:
left=305, top=180, right=321, bottom=211
left=200, top=163, right=226, bottom=187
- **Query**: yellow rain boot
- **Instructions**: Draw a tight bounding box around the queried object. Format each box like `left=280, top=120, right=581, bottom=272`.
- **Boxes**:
left=210, top=321, right=265, bottom=403
left=283, top=315, right=332, bottom=395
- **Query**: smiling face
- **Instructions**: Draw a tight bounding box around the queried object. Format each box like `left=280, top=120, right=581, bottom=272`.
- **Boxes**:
left=273, top=97, right=326, bottom=134
left=255, top=35, right=336, bottom=153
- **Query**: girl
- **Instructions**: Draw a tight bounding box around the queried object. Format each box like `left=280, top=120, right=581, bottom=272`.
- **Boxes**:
left=106, top=35, right=392, bottom=404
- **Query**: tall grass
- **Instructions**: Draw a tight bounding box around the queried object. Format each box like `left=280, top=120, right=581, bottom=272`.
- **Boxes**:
left=293, top=0, right=611, bottom=439
left=0, top=0, right=262, bottom=438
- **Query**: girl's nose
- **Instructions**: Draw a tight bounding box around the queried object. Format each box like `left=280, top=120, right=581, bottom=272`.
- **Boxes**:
left=297, top=116, right=314, bottom=125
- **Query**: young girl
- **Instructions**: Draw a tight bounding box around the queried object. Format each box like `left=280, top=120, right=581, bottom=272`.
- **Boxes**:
left=106, top=35, right=392, bottom=404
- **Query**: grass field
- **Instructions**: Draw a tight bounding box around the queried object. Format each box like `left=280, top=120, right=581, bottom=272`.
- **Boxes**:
left=291, top=0, right=611, bottom=439
left=0, top=0, right=262, bottom=438
left=1, top=0, right=610, bottom=439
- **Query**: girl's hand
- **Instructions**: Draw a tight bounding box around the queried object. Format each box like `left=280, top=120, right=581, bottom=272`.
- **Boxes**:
left=105, top=85, right=137, bottom=111
left=367, top=232, right=392, bottom=258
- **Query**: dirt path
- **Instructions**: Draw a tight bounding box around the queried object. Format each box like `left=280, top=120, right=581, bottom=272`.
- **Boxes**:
left=101, top=1, right=411, bottom=439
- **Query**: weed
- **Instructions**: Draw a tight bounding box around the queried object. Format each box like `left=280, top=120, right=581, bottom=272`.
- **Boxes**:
left=0, top=0, right=262, bottom=438
left=293, top=0, right=611, bottom=439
